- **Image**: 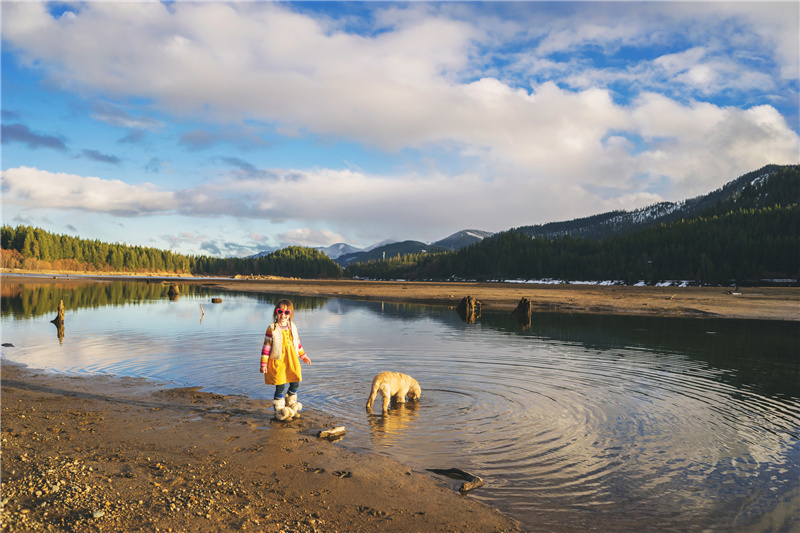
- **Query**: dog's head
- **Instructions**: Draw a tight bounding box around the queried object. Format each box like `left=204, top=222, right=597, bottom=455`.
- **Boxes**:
left=408, top=379, right=422, bottom=400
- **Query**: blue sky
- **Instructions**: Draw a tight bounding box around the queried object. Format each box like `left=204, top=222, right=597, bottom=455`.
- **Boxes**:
left=2, top=1, right=798, bottom=257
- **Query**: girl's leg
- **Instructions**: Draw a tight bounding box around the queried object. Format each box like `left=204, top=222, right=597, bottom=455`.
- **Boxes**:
left=274, top=383, right=288, bottom=399
left=285, top=382, right=302, bottom=412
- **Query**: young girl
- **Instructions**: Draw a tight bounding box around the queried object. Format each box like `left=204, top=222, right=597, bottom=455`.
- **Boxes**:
left=259, top=299, right=311, bottom=421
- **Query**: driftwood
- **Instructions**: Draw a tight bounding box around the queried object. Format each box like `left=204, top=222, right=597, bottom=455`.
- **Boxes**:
left=427, top=468, right=485, bottom=494
left=456, top=296, right=481, bottom=324
left=317, top=426, right=346, bottom=440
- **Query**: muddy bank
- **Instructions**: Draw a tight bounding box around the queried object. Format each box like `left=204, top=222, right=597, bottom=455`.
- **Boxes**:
left=202, top=279, right=799, bottom=322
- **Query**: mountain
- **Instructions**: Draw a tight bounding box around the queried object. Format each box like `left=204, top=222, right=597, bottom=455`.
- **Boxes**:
left=317, top=242, right=363, bottom=260
left=335, top=240, right=448, bottom=267
left=516, top=164, right=798, bottom=241
left=433, top=229, right=495, bottom=250
left=247, top=248, right=277, bottom=259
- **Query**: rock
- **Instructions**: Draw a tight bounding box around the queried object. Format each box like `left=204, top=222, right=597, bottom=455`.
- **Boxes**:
left=211, top=298, right=223, bottom=304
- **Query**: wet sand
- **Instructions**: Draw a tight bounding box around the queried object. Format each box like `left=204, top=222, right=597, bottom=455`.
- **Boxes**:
left=1, top=363, right=520, bottom=532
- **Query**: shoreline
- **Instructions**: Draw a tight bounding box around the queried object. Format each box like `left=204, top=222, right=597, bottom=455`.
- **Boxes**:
left=3, top=270, right=798, bottom=322
left=51, top=274, right=800, bottom=321
left=1, top=362, right=521, bottom=532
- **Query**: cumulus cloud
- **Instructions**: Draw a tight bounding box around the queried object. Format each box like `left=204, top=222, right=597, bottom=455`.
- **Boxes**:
left=3, top=2, right=795, bottom=173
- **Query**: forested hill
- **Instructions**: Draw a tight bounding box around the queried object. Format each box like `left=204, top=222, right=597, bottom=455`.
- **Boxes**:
left=344, top=165, right=800, bottom=285
left=516, top=164, right=799, bottom=241
left=0, top=227, right=342, bottom=279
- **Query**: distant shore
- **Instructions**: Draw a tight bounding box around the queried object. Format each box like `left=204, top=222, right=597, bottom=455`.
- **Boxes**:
left=4, top=270, right=799, bottom=321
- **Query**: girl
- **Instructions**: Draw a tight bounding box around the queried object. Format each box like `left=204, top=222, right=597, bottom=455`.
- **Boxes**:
left=259, top=299, right=311, bottom=420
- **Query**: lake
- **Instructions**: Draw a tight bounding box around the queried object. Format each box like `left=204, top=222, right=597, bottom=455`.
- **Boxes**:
left=2, top=279, right=798, bottom=532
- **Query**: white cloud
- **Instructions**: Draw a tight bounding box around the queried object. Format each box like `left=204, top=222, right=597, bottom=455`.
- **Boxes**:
left=1, top=166, right=174, bottom=216
left=275, top=228, right=348, bottom=248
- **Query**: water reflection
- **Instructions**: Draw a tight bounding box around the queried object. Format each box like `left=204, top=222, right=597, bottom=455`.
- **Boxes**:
left=366, top=401, right=422, bottom=444
left=2, top=281, right=798, bottom=533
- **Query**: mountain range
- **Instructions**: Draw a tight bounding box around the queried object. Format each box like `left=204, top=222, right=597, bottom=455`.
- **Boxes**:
left=250, top=164, right=796, bottom=267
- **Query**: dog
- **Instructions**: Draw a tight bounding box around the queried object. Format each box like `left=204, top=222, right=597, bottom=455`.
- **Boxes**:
left=366, top=371, right=421, bottom=413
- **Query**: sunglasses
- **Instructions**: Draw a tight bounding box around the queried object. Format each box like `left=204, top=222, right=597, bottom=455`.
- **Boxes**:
left=276, top=309, right=291, bottom=315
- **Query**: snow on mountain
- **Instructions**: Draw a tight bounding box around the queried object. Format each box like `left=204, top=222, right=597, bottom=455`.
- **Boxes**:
left=317, top=243, right=363, bottom=259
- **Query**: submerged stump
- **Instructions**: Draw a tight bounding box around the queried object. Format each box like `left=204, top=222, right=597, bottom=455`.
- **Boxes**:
left=51, top=300, right=65, bottom=344
left=456, top=296, right=481, bottom=324
left=167, top=284, right=180, bottom=301
left=50, top=299, right=65, bottom=326
left=511, top=297, right=534, bottom=328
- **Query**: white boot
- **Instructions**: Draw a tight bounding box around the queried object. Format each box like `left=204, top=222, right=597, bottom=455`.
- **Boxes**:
left=273, top=398, right=296, bottom=421
left=285, top=393, right=303, bottom=413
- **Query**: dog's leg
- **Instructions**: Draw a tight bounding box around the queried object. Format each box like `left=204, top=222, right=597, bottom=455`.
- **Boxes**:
left=380, top=384, right=391, bottom=413
left=396, top=387, right=408, bottom=403
left=366, top=384, right=378, bottom=411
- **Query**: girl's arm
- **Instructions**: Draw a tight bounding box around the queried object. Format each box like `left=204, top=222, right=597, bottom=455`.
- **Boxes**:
left=259, top=327, right=273, bottom=373
left=294, top=323, right=311, bottom=364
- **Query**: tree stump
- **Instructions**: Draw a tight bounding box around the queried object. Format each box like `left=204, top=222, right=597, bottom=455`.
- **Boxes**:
left=50, top=299, right=65, bottom=326
left=51, top=300, right=65, bottom=344
left=456, top=296, right=481, bottom=324
left=511, top=297, right=534, bottom=327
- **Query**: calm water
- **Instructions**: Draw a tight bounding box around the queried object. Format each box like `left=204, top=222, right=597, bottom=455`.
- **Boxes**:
left=2, top=280, right=799, bottom=532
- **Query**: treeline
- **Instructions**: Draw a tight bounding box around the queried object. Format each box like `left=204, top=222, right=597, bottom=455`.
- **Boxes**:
left=191, top=246, right=342, bottom=278
left=1, top=226, right=343, bottom=279
left=345, top=204, right=799, bottom=284
left=1, top=226, right=192, bottom=273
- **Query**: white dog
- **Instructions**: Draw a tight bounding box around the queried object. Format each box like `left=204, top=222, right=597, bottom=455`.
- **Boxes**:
left=366, top=371, right=421, bottom=413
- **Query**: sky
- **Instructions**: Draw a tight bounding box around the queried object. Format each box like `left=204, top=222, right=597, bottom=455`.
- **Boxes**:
left=2, top=1, right=799, bottom=258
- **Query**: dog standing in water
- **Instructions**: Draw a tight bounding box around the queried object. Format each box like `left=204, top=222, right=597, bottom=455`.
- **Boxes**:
left=366, top=371, right=421, bottom=413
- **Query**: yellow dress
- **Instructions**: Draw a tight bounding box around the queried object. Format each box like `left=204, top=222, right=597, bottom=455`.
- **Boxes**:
left=264, top=326, right=303, bottom=385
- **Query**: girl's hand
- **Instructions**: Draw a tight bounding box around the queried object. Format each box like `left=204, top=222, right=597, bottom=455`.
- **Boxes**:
left=299, top=354, right=311, bottom=365
left=259, top=362, right=268, bottom=373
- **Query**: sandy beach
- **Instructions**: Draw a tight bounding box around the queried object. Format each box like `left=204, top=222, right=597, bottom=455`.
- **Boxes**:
left=2, top=276, right=798, bottom=532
